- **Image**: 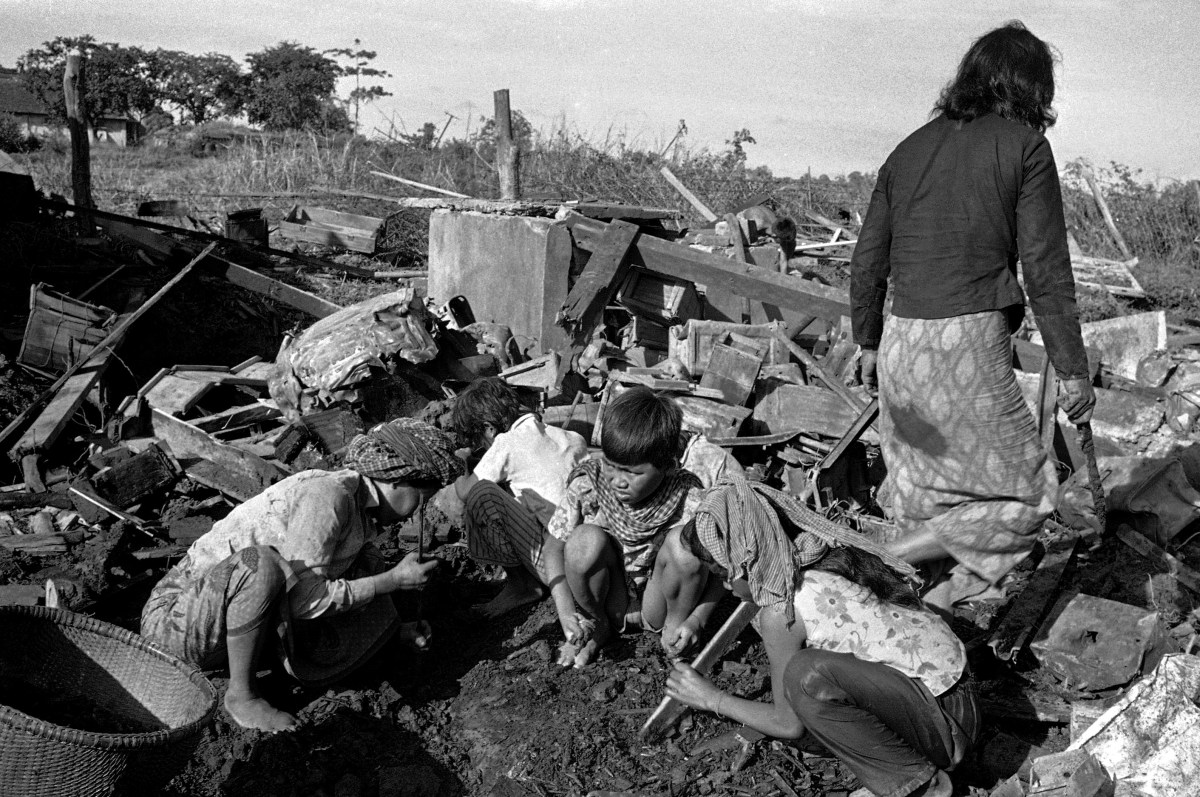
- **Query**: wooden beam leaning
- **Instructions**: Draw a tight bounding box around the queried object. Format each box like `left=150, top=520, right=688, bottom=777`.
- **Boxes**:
left=211, top=258, right=343, bottom=318
left=557, top=219, right=641, bottom=339
left=1, top=242, right=218, bottom=454
left=565, top=215, right=851, bottom=323
left=660, top=167, right=718, bottom=222
left=988, top=535, right=1078, bottom=660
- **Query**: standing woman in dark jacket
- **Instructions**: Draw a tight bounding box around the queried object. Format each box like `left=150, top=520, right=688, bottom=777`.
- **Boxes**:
left=850, top=21, right=1096, bottom=609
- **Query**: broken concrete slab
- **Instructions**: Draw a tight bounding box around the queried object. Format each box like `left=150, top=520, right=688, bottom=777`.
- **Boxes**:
left=1032, top=312, right=1166, bottom=382
left=429, top=210, right=572, bottom=355
left=1030, top=593, right=1163, bottom=692
left=1101, top=456, right=1200, bottom=545
left=1069, top=653, right=1200, bottom=797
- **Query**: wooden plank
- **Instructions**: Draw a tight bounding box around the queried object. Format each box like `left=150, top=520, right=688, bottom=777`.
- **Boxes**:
left=699, top=342, right=763, bottom=406
left=1116, top=525, right=1200, bottom=594
left=192, top=403, right=281, bottom=433
left=659, top=167, right=718, bottom=222
left=640, top=600, right=760, bottom=741
left=150, top=408, right=288, bottom=502
left=14, top=356, right=108, bottom=455
left=143, top=373, right=218, bottom=416
left=771, top=331, right=866, bottom=413
left=91, top=443, right=179, bottom=508
left=989, top=536, right=1079, bottom=661
left=370, top=169, right=470, bottom=198
left=211, top=258, right=342, bottom=319
left=753, top=383, right=866, bottom=439
left=0, top=491, right=74, bottom=511
left=566, top=214, right=851, bottom=323
left=557, top=219, right=640, bottom=338
left=279, top=205, right=382, bottom=253
left=818, top=399, right=880, bottom=471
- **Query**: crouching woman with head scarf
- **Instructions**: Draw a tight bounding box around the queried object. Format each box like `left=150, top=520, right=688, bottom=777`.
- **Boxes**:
left=140, top=418, right=463, bottom=732
left=666, top=480, right=978, bottom=797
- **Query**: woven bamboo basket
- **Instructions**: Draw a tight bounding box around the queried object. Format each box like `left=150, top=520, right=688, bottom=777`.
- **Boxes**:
left=0, top=606, right=217, bottom=796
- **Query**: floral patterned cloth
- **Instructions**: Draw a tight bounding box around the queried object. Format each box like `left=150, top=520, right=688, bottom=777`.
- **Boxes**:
left=795, top=569, right=966, bottom=696
left=879, top=310, right=1058, bottom=603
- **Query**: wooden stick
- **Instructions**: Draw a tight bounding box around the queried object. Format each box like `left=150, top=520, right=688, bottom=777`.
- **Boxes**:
left=771, top=330, right=866, bottom=413
left=369, top=170, right=471, bottom=199
left=639, top=600, right=759, bottom=741
left=660, top=166, right=718, bottom=222
left=1080, top=164, right=1134, bottom=261
left=792, top=238, right=858, bottom=252
left=1, top=242, right=217, bottom=452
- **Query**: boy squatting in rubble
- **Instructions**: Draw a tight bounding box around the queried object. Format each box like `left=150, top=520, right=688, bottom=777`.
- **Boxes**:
left=450, top=379, right=744, bottom=629
left=140, top=418, right=464, bottom=732
left=666, top=479, right=978, bottom=797
left=544, top=386, right=742, bottom=668
left=451, top=377, right=589, bottom=618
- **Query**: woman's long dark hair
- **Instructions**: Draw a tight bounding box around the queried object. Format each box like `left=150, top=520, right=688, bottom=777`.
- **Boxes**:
left=934, top=20, right=1058, bottom=133
left=811, top=546, right=923, bottom=609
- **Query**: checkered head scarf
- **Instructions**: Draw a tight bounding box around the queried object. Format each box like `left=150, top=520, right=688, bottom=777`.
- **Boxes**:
left=345, top=417, right=464, bottom=487
left=694, top=478, right=917, bottom=624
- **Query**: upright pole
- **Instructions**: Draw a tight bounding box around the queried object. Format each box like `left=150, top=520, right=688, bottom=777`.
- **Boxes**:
left=493, top=89, right=520, bottom=200
left=63, top=49, right=94, bottom=230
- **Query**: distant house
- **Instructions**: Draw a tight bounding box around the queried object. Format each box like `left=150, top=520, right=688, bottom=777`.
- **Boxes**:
left=0, top=69, right=140, bottom=146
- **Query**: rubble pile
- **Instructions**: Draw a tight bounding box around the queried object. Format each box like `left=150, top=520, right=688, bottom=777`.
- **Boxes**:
left=0, top=155, right=1197, bottom=797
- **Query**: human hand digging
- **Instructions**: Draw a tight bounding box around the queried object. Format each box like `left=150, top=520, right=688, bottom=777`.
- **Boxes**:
left=662, top=619, right=701, bottom=659
left=859, top=348, right=879, bottom=397
left=1058, top=377, right=1096, bottom=424
left=380, top=552, right=439, bottom=592
left=665, top=661, right=722, bottom=712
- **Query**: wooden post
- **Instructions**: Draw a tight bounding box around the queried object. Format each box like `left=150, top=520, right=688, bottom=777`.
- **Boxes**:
left=1080, top=164, right=1133, bottom=261
left=493, top=89, right=520, bottom=200
left=63, top=50, right=94, bottom=229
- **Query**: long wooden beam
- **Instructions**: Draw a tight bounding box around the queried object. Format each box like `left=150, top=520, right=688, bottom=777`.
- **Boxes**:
left=565, top=215, right=851, bottom=322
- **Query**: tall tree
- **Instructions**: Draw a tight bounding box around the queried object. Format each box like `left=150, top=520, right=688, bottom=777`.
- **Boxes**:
left=323, top=39, right=392, bottom=131
left=18, top=36, right=160, bottom=129
left=244, top=41, right=348, bottom=132
left=151, top=50, right=244, bottom=125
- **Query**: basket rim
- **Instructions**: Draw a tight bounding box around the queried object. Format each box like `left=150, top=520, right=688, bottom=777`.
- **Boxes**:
left=0, top=605, right=217, bottom=751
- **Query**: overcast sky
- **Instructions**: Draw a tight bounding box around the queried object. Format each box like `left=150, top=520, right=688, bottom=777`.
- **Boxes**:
left=4, top=0, right=1196, bottom=181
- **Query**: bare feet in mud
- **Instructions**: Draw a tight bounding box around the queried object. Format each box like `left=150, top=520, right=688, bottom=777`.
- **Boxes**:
left=476, top=580, right=546, bottom=620
left=557, top=616, right=610, bottom=668
left=224, top=690, right=299, bottom=733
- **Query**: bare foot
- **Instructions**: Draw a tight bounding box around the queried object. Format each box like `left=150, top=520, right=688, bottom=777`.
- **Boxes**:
left=571, top=619, right=612, bottom=668
left=476, top=581, right=546, bottom=620
left=224, top=691, right=298, bottom=733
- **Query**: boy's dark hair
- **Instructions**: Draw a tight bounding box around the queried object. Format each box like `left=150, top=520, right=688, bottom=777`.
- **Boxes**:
left=451, top=377, right=525, bottom=449
left=601, top=386, right=681, bottom=470
left=934, top=20, right=1058, bottom=133
left=812, top=546, right=923, bottom=609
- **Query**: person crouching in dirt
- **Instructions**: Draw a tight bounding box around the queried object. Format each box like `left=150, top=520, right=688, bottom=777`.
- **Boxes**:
left=666, top=479, right=979, bottom=797
left=450, top=377, right=587, bottom=619
left=544, top=387, right=725, bottom=668
left=140, top=418, right=464, bottom=733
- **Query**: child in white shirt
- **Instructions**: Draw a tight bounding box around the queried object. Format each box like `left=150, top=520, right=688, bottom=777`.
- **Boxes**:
left=453, top=378, right=587, bottom=618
